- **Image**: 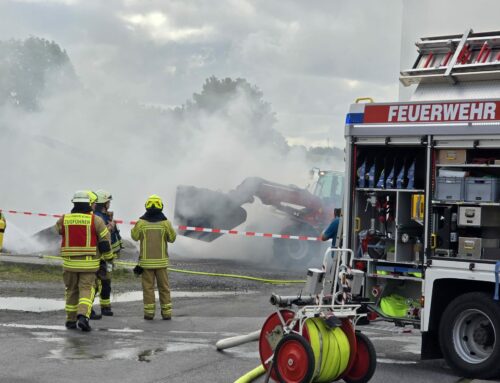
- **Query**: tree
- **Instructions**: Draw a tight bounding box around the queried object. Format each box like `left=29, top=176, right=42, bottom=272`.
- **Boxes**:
left=0, top=37, right=78, bottom=110
left=176, top=76, right=287, bottom=152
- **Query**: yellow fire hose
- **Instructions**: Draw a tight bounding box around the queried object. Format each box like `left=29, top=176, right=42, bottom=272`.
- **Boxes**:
left=305, top=318, right=350, bottom=382
left=39, top=256, right=305, bottom=285
left=233, top=364, right=266, bottom=383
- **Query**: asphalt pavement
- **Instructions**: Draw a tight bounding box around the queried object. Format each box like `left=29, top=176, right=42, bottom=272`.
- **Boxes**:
left=0, top=253, right=495, bottom=383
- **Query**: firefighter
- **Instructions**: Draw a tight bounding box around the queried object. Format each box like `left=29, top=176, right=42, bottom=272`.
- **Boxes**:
left=93, top=189, right=118, bottom=316
left=0, top=212, right=6, bottom=252
left=55, top=190, right=112, bottom=332
left=131, top=195, right=176, bottom=320
left=321, top=208, right=341, bottom=246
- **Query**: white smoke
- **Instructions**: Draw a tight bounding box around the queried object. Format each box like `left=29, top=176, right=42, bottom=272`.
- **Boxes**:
left=0, top=62, right=340, bottom=261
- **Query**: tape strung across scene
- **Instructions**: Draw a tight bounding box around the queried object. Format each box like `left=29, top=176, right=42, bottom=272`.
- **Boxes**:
left=40, top=256, right=306, bottom=285
left=0, top=209, right=321, bottom=242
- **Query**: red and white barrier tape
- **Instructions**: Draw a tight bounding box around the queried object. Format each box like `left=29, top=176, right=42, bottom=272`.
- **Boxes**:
left=0, top=209, right=321, bottom=242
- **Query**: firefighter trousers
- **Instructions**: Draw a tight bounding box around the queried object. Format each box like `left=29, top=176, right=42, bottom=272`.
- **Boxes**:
left=142, top=268, right=171, bottom=318
left=95, top=265, right=112, bottom=309
left=63, top=271, right=96, bottom=321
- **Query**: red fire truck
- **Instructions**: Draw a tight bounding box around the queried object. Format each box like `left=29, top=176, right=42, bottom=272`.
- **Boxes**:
left=343, top=29, right=500, bottom=379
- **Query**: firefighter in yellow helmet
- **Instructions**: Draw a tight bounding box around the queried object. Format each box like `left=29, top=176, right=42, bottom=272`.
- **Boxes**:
left=131, top=195, right=176, bottom=320
left=55, top=191, right=112, bottom=331
left=0, top=211, right=6, bottom=252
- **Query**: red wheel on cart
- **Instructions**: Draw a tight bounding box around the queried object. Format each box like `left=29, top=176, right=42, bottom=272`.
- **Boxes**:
left=343, top=331, right=377, bottom=383
left=259, top=310, right=296, bottom=381
left=273, top=333, right=315, bottom=383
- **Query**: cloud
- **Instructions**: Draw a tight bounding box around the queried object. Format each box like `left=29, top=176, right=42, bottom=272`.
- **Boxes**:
left=10, top=0, right=78, bottom=4
left=120, top=11, right=213, bottom=42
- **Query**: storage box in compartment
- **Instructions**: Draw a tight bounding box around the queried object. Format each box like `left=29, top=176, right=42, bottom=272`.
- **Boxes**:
left=435, top=177, right=465, bottom=201
left=465, top=178, right=500, bottom=202
left=437, top=149, right=468, bottom=164
left=458, top=237, right=500, bottom=259
left=458, top=206, right=500, bottom=227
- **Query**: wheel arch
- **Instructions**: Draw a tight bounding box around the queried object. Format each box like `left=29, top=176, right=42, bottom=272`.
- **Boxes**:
left=422, top=278, right=495, bottom=360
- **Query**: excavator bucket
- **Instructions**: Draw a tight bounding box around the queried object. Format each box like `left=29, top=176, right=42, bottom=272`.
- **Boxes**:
left=174, top=185, right=247, bottom=242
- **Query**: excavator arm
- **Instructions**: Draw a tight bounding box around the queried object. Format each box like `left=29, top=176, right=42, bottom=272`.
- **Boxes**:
left=174, top=177, right=326, bottom=242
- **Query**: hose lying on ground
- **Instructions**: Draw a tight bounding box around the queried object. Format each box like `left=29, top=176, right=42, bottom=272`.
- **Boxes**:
left=35, top=255, right=305, bottom=285
left=233, top=364, right=266, bottom=383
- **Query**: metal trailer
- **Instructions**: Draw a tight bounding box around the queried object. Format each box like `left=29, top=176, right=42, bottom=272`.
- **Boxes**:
left=342, top=29, right=500, bottom=379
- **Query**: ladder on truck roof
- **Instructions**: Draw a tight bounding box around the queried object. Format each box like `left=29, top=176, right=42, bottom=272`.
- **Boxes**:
left=400, top=28, right=500, bottom=86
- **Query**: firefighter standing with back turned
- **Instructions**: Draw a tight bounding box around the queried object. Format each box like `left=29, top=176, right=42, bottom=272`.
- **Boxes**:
left=131, top=195, right=176, bottom=320
left=55, top=191, right=112, bottom=331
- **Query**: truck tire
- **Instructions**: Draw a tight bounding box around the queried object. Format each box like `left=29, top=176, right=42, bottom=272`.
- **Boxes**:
left=439, top=292, right=500, bottom=379
left=273, top=224, right=321, bottom=267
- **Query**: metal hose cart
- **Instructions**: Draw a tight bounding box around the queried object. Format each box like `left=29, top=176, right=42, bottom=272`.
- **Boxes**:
left=242, top=248, right=377, bottom=383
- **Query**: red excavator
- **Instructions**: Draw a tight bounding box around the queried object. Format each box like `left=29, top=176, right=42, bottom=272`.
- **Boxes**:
left=174, top=170, right=343, bottom=265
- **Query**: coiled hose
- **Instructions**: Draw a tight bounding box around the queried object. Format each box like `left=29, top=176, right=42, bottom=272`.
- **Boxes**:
left=305, top=318, right=351, bottom=382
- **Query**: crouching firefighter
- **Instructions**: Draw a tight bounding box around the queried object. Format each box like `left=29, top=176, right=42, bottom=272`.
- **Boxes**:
left=131, top=195, right=176, bottom=320
left=55, top=191, right=112, bottom=332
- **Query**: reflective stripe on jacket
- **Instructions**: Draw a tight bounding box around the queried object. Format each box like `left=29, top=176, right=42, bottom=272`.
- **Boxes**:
left=56, top=213, right=111, bottom=272
left=131, top=219, right=176, bottom=269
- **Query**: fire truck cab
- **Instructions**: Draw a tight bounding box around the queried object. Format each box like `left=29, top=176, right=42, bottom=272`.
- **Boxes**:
left=343, top=29, right=500, bottom=379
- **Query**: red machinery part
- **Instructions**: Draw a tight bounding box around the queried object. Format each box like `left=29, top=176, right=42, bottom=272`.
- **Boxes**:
left=343, top=332, right=377, bottom=383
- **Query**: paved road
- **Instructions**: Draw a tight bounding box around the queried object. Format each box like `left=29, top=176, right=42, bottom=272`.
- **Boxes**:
left=0, top=255, right=494, bottom=383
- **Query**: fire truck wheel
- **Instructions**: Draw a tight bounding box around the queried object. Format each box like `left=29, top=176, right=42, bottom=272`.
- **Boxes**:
left=343, top=331, right=377, bottom=383
left=439, top=292, right=500, bottom=379
left=273, top=224, right=320, bottom=266
left=273, top=333, right=315, bottom=383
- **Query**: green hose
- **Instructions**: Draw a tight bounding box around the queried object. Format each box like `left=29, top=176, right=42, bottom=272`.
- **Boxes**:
left=233, top=364, right=266, bottom=383
left=305, top=318, right=350, bottom=382
left=40, top=255, right=305, bottom=285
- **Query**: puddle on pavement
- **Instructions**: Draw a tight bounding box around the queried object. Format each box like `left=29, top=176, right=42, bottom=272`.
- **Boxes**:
left=0, top=290, right=251, bottom=312
left=0, top=297, right=63, bottom=312
left=45, top=337, right=211, bottom=362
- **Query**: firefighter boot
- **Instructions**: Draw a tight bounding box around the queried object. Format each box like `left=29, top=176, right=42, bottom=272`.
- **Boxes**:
left=90, top=309, right=102, bottom=320
left=65, top=321, right=77, bottom=329
left=77, top=315, right=92, bottom=332
left=101, top=307, right=114, bottom=316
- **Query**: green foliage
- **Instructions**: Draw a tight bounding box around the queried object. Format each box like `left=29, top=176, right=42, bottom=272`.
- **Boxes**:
left=176, top=76, right=287, bottom=152
left=0, top=37, right=77, bottom=110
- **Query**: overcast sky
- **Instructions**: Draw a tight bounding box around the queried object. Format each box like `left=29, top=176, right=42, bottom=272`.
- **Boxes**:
left=1, top=0, right=500, bottom=147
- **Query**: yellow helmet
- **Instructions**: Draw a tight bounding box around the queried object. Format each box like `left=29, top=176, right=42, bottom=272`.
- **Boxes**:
left=145, top=194, right=163, bottom=210
left=95, top=189, right=112, bottom=204
left=86, top=190, right=98, bottom=205
left=71, top=190, right=91, bottom=204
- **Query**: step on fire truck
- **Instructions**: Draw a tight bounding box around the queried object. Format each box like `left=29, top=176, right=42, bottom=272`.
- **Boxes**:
left=343, top=29, right=500, bottom=379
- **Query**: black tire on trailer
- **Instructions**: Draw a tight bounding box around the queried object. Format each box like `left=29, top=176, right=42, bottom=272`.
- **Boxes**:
left=439, top=292, right=500, bottom=379
left=273, top=224, right=321, bottom=267
left=273, top=333, right=315, bottom=383
left=343, top=331, right=377, bottom=383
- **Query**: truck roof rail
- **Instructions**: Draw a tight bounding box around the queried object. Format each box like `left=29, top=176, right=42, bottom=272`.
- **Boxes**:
left=400, top=28, right=500, bottom=86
